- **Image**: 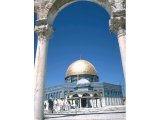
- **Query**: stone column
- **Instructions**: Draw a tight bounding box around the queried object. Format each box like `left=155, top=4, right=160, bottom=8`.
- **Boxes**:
left=107, top=97, right=109, bottom=105
left=34, top=19, right=53, bottom=120
left=118, top=97, right=120, bottom=105
left=110, top=97, right=112, bottom=105
left=114, top=97, right=116, bottom=105
left=106, top=97, right=108, bottom=106
left=110, top=97, right=112, bottom=106
left=92, top=99, right=93, bottom=108
left=109, top=0, right=126, bottom=78
left=96, top=98, right=97, bottom=107
left=80, top=98, right=81, bottom=109
left=86, top=98, right=88, bottom=108
left=115, top=97, right=117, bottom=106
left=117, top=97, right=120, bottom=105
left=117, top=30, right=126, bottom=76
left=116, top=97, right=118, bottom=105
left=118, top=98, right=121, bottom=105
left=100, top=98, right=102, bottom=108
left=120, top=97, right=123, bottom=105
left=112, top=97, right=114, bottom=106
left=111, top=97, right=113, bottom=106
left=113, top=97, right=115, bottom=105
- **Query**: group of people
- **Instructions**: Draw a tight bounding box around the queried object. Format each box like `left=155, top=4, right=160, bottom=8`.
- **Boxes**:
left=45, top=98, right=78, bottom=113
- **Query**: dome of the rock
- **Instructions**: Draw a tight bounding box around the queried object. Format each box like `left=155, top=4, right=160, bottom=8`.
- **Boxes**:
left=66, top=59, right=97, bottom=77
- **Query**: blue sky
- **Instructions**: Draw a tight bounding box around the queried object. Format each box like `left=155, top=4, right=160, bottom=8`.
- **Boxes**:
left=34, top=1, right=125, bottom=94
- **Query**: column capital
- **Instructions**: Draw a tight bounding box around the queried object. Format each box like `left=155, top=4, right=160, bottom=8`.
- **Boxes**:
left=109, top=0, right=126, bottom=13
left=35, top=19, right=54, bottom=40
left=109, top=16, right=125, bottom=35
left=109, top=0, right=126, bottom=35
left=34, top=0, right=53, bottom=19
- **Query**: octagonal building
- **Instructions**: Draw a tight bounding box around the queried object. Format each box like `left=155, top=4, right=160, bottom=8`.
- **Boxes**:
left=44, top=59, right=124, bottom=110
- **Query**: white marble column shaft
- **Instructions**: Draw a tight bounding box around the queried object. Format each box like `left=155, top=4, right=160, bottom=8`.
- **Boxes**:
left=117, top=30, right=126, bottom=78
left=34, top=37, right=49, bottom=120
left=34, top=23, right=53, bottom=120
left=109, top=0, right=126, bottom=79
left=80, top=98, right=81, bottom=109
left=91, top=99, right=93, bottom=108
left=106, top=97, right=109, bottom=105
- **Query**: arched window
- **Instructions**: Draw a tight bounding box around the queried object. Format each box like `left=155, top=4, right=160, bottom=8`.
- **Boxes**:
left=83, top=93, right=90, bottom=97
left=115, top=91, right=117, bottom=96
left=111, top=91, right=113, bottom=97
left=64, top=91, right=67, bottom=96
left=53, top=93, right=55, bottom=98
left=56, top=92, right=58, bottom=98
left=48, top=93, right=50, bottom=99
left=46, top=94, right=48, bottom=100
left=113, top=91, right=115, bottom=96
left=59, top=91, right=62, bottom=98
left=51, top=93, right=53, bottom=98
left=120, top=91, right=122, bottom=96
left=93, top=93, right=98, bottom=97
left=73, top=94, right=79, bottom=97
left=107, top=91, right=109, bottom=96
left=118, top=91, right=120, bottom=96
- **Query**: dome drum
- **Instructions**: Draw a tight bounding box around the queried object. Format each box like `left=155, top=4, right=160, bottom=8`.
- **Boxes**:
left=77, top=78, right=91, bottom=86
left=65, top=74, right=99, bottom=83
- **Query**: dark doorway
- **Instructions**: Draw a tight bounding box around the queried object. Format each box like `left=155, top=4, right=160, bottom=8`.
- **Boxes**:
left=48, top=99, right=53, bottom=112
left=81, top=98, right=86, bottom=107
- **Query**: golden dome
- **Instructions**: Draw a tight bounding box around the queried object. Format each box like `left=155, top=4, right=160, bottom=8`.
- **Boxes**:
left=66, top=59, right=97, bottom=77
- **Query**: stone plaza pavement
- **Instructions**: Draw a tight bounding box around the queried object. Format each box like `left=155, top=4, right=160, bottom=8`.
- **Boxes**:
left=44, top=112, right=125, bottom=120
left=44, top=106, right=126, bottom=120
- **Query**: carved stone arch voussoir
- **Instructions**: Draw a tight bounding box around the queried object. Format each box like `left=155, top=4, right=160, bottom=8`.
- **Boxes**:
left=46, top=0, right=111, bottom=25
left=34, top=0, right=56, bottom=20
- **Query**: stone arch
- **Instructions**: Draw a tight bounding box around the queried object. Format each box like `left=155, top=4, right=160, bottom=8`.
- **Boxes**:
left=47, top=0, right=112, bottom=25
left=72, top=94, right=79, bottom=97
left=82, top=93, right=90, bottom=97
left=93, top=93, right=99, bottom=97
left=34, top=0, right=126, bottom=119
